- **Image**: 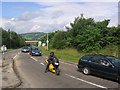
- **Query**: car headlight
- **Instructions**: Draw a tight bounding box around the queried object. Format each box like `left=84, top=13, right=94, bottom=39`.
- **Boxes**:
left=32, top=51, right=35, bottom=53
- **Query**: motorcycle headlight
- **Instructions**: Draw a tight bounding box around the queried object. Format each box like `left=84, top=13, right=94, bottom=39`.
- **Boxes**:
left=54, top=62, right=59, bottom=65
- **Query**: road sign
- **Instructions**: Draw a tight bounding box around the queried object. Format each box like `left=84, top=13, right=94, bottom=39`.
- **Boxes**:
left=42, top=43, right=46, bottom=47
left=38, top=41, right=42, bottom=47
left=1, top=45, right=7, bottom=52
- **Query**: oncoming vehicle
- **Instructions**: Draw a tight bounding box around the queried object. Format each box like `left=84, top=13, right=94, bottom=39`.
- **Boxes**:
left=77, top=55, right=120, bottom=82
left=45, top=59, right=60, bottom=75
left=21, top=46, right=29, bottom=52
left=29, top=47, right=42, bottom=56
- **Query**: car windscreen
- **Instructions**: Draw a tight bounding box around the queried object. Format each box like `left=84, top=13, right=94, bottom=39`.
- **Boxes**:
left=23, top=47, right=28, bottom=49
left=33, top=48, right=39, bottom=50
left=107, top=57, right=120, bottom=66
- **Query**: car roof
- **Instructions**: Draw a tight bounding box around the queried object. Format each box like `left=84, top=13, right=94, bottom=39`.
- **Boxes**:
left=23, top=46, right=28, bottom=48
left=84, top=54, right=115, bottom=58
left=32, top=47, right=39, bottom=49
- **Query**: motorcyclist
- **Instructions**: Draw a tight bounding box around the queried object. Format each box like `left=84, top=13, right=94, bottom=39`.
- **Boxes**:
left=45, top=52, right=59, bottom=73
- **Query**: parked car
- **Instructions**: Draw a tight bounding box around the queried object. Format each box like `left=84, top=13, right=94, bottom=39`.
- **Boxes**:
left=77, top=55, right=120, bottom=82
left=29, top=47, right=42, bottom=56
left=21, top=46, right=30, bottom=52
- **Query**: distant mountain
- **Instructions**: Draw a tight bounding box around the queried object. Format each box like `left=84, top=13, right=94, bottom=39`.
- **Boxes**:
left=20, top=32, right=46, bottom=41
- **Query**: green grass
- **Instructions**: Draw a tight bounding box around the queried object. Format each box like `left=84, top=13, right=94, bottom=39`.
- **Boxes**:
left=39, top=45, right=119, bottom=63
left=7, top=49, right=14, bottom=51
left=0, top=48, right=15, bottom=52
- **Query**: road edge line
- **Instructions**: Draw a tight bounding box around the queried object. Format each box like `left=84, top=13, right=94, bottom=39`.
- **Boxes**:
left=65, top=74, right=108, bottom=89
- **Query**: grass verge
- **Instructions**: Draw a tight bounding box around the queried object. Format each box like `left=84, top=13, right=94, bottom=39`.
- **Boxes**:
left=39, top=45, right=119, bottom=63
left=0, top=49, right=15, bottom=53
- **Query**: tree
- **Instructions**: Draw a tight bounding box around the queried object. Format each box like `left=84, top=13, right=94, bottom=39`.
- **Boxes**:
left=1, top=28, right=25, bottom=49
left=51, top=31, right=70, bottom=49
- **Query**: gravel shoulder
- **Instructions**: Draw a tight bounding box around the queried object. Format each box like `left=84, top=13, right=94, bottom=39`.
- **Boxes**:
left=2, top=49, right=22, bottom=88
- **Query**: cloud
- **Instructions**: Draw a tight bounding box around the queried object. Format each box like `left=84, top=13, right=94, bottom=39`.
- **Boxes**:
left=2, top=0, right=119, bottom=2
left=31, top=25, right=40, bottom=31
left=10, top=18, right=15, bottom=21
left=1, top=2, right=118, bottom=34
left=18, top=11, right=42, bottom=21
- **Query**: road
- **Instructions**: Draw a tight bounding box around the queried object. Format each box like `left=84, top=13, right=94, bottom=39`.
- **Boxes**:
left=12, top=49, right=119, bottom=88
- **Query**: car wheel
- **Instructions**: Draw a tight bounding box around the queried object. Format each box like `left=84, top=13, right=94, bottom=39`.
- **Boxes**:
left=83, top=67, right=90, bottom=75
left=117, top=76, right=120, bottom=84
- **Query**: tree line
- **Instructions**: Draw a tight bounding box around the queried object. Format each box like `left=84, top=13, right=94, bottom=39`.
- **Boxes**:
left=0, top=28, right=25, bottom=49
left=20, top=32, right=46, bottom=41
left=39, top=16, right=120, bottom=52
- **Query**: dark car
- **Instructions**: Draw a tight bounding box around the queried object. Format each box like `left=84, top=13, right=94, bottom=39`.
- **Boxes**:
left=29, top=46, right=35, bottom=52
left=21, top=46, right=30, bottom=52
left=29, top=47, right=42, bottom=56
left=77, top=55, right=120, bottom=82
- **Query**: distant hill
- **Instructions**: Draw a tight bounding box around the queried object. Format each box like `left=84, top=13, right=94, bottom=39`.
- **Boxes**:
left=20, top=32, right=46, bottom=41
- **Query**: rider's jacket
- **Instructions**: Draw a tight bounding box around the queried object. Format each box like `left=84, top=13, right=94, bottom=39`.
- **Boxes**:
left=48, top=55, right=59, bottom=63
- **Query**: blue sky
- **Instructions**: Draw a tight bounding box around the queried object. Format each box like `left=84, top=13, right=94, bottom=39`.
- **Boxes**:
left=2, top=2, right=86, bottom=18
left=2, top=2, right=53, bottom=18
left=1, top=2, right=118, bottom=34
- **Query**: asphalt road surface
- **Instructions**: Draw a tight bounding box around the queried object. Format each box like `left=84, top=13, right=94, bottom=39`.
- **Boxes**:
left=12, top=49, right=119, bottom=88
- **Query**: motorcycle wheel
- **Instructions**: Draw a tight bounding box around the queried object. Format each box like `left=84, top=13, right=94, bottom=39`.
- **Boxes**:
left=55, top=68, right=60, bottom=75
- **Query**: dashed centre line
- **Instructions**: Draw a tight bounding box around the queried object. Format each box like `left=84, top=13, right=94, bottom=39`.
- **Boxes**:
left=24, top=54, right=109, bottom=89
left=40, top=62, right=45, bottom=66
left=31, top=57, right=38, bottom=61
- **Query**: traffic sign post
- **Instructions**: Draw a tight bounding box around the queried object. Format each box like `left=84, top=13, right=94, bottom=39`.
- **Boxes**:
left=1, top=45, right=7, bottom=60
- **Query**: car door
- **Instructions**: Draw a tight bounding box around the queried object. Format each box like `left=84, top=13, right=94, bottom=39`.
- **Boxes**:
left=98, top=59, right=117, bottom=80
left=88, top=56, right=101, bottom=74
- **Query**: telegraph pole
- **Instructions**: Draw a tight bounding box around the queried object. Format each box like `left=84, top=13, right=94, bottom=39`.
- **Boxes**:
left=46, top=33, right=49, bottom=50
left=10, top=29, right=11, bottom=49
left=81, top=13, right=84, bottom=18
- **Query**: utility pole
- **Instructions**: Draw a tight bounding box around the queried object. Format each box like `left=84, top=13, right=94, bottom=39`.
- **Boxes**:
left=9, top=29, right=11, bottom=49
left=46, top=33, right=49, bottom=50
left=81, top=13, right=84, bottom=19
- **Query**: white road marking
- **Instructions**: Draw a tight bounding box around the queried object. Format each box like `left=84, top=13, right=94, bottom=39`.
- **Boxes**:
left=13, top=51, right=21, bottom=59
left=18, top=52, right=21, bottom=54
left=40, top=63, right=45, bottom=66
left=31, top=57, right=38, bottom=61
left=65, top=74, right=107, bottom=89
left=13, top=55, right=18, bottom=59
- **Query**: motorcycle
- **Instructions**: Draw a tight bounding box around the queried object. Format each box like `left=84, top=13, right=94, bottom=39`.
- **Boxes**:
left=45, top=59, right=60, bottom=75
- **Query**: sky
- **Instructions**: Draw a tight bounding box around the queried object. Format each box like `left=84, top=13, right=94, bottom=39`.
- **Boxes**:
left=0, top=1, right=119, bottom=34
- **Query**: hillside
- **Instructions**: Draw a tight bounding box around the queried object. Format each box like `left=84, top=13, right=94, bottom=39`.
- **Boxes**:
left=20, top=32, right=46, bottom=41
